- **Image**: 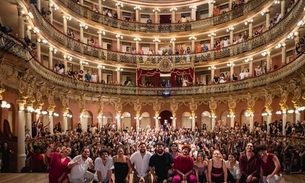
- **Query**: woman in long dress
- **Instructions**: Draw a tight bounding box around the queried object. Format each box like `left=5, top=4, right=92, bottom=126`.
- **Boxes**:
left=46, top=144, right=71, bottom=183
left=113, top=145, right=132, bottom=183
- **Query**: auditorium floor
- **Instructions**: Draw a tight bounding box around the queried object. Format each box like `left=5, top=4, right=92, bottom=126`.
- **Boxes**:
left=0, top=173, right=304, bottom=183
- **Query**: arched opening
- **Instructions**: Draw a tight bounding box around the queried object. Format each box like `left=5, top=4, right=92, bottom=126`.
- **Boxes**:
left=104, top=112, right=113, bottom=125
left=241, top=110, right=249, bottom=127
left=201, top=111, right=211, bottom=130
left=220, top=111, right=229, bottom=126
left=67, top=110, right=73, bottom=130
left=159, top=110, right=172, bottom=126
left=182, top=112, right=192, bottom=129
left=141, top=112, right=151, bottom=128
left=122, top=112, right=131, bottom=130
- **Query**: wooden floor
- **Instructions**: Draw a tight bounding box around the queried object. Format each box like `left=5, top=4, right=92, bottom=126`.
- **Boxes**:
left=0, top=173, right=304, bottom=183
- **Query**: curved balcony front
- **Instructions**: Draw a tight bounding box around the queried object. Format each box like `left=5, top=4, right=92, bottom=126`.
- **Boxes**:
left=55, top=0, right=268, bottom=34
left=1, top=32, right=305, bottom=96
left=27, top=0, right=304, bottom=67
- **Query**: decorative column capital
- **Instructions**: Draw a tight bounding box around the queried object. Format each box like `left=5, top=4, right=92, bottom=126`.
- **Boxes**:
left=0, top=87, right=5, bottom=100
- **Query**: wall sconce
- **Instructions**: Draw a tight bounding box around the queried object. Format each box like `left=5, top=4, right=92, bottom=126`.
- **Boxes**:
left=245, top=112, right=254, bottom=117
left=209, top=115, right=217, bottom=118
left=20, top=106, right=25, bottom=111
left=170, top=116, right=176, bottom=120
left=64, top=113, right=73, bottom=118
left=261, top=51, right=270, bottom=57
left=97, top=115, right=106, bottom=119
left=226, top=27, right=234, bottom=32
left=27, top=106, right=34, bottom=112
left=116, top=68, right=123, bottom=71
left=80, top=60, right=89, bottom=65
left=287, top=32, right=298, bottom=39
left=154, top=116, right=161, bottom=119
left=79, top=23, right=88, bottom=29
left=170, top=7, right=177, bottom=11
left=64, top=15, right=72, bottom=21
left=97, top=30, right=105, bottom=35
left=208, top=66, right=216, bottom=70
left=134, top=37, right=141, bottom=41
left=274, top=0, right=280, bottom=4
left=64, top=55, right=73, bottom=61
left=53, top=113, right=59, bottom=117
left=298, top=20, right=305, bottom=26
left=37, top=38, right=48, bottom=43
left=134, top=116, right=142, bottom=120
left=189, top=5, right=197, bottom=9
left=275, top=43, right=286, bottom=49
left=170, top=38, right=176, bottom=43
left=134, top=6, right=142, bottom=10
left=244, top=58, right=253, bottom=62
left=208, top=32, right=216, bottom=37
left=287, top=109, right=295, bottom=114
left=41, top=111, right=48, bottom=115
left=189, top=116, right=197, bottom=119
left=227, top=63, right=235, bottom=67
left=33, top=27, right=40, bottom=33
left=275, top=111, right=282, bottom=115
left=208, top=0, right=216, bottom=4
left=50, top=3, right=59, bottom=10
left=115, top=2, right=123, bottom=7
left=227, top=114, right=235, bottom=118
left=116, top=34, right=123, bottom=39
left=97, top=65, right=105, bottom=69
left=189, top=36, right=197, bottom=40
left=80, top=114, right=88, bottom=118
left=115, top=115, right=124, bottom=119
left=298, top=106, right=305, bottom=111
left=261, top=9, right=268, bottom=16
left=1, top=101, right=10, bottom=108
left=153, top=8, right=160, bottom=12
left=153, top=38, right=161, bottom=42
left=50, top=47, right=57, bottom=54
left=244, top=19, right=254, bottom=25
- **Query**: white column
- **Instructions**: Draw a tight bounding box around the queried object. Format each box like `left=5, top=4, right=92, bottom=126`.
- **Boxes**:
left=117, top=70, right=121, bottom=84
left=98, top=0, right=103, bottom=12
left=154, top=40, right=159, bottom=54
left=170, top=8, right=176, bottom=23
left=208, top=3, right=214, bottom=17
left=229, top=65, right=234, bottom=80
left=37, top=0, right=41, bottom=12
left=81, top=117, right=87, bottom=131
left=282, top=112, right=287, bottom=135
left=17, top=6, right=25, bottom=39
left=26, top=111, right=32, bottom=136
left=116, top=4, right=121, bottom=19
left=135, top=8, right=140, bottom=22
left=98, top=31, right=103, bottom=47
left=229, top=0, right=233, bottom=10
left=48, top=112, right=54, bottom=135
left=190, top=38, right=196, bottom=53
left=248, top=61, right=253, bottom=77
left=17, top=109, right=26, bottom=172
left=116, top=36, right=121, bottom=51
left=248, top=20, right=253, bottom=38
left=266, top=114, right=272, bottom=133
left=117, top=115, right=121, bottom=130
left=229, top=29, right=234, bottom=45
left=63, top=16, right=68, bottom=34
left=135, top=40, right=139, bottom=53
left=155, top=118, right=159, bottom=129
left=79, top=25, right=84, bottom=43
left=190, top=6, right=197, bottom=21
left=79, top=0, right=84, bottom=5
left=26, top=23, right=31, bottom=39
left=281, top=0, right=286, bottom=16
left=98, top=117, right=103, bottom=129
left=98, top=68, right=102, bottom=83
left=63, top=56, right=68, bottom=74
left=249, top=116, right=254, bottom=132
left=282, top=44, right=286, bottom=65
left=211, top=117, right=216, bottom=131
left=265, top=10, right=270, bottom=29
left=63, top=116, right=68, bottom=132
left=36, top=41, right=41, bottom=61
left=230, top=117, right=234, bottom=128
left=191, top=117, right=195, bottom=131
left=135, top=118, right=140, bottom=132
left=295, top=111, right=301, bottom=122
left=154, top=9, right=159, bottom=23
left=49, top=2, right=53, bottom=24
left=210, top=68, right=215, bottom=83
left=49, top=46, right=53, bottom=69
left=266, top=52, right=271, bottom=72
left=210, top=35, right=215, bottom=49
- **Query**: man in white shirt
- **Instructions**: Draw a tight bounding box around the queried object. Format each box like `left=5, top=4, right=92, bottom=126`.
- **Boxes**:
left=130, top=142, right=152, bottom=183
left=91, top=72, right=98, bottom=83
left=94, top=149, right=113, bottom=183
left=68, top=147, right=95, bottom=183
left=239, top=71, right=245, bottom=80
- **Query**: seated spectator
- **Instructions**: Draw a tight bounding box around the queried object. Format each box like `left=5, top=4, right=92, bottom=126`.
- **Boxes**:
left=147, top=16, right=153, bottom=24
left=180, top=15, right=188, bottom=23
left=85, top=71, right=91, bottom=82
left=41, top=7, right=47, bottom=17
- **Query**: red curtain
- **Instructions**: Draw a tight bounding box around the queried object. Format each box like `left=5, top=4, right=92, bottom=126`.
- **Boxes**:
left=137, top=68, right=194, bottom=87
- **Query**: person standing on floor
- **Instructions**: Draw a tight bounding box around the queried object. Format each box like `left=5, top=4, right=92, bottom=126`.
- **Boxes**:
left=239, top=143, right=260, bottom=183
left=68, top=147, right=95, bottom=183
left=130, top=142, right=152, bottom=183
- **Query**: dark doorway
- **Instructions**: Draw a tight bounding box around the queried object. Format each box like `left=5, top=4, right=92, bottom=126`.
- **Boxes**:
left=159, top=110, right=172, bottom=126
left=160, top=15, right=171, bottom=24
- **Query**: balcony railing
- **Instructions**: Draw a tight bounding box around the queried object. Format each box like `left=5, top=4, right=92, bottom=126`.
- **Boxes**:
left=27, top=0, right=304, bottom=66
left=1, top=31, right=304, bottom=96
left=54, top=0, right=267, bottom=33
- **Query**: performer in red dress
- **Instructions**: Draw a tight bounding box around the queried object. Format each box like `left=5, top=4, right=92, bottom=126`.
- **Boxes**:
left=46, top=144, right=72, bottom=183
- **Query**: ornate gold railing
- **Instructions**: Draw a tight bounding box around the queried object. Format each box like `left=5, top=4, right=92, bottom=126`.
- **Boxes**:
left=54, top=0, right=267, bottom=33
left=1, top=31, right=305, bottom=95
left=26, top=0, right=304, bottom=66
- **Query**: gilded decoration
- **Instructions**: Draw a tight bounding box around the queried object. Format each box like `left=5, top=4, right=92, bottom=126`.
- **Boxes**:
left=96, top=97, right=104, bottom=115
left=153, top=99, right=161, bottom=112
left=115, top=98, right=123, bottom=113
left=134, top=98, right=142, bottom=112
left=292, top=86, right=301, bottom=109
left=189, top=98, right=197, bottom=111
left=246, top=93, right=256, bottom=113
left=170, top=99, right=179, bottom=112
left=209, top=97, right=217, bottom=111
left=78, top=94, right=86, bottom=114
left=0, top=87, right=5, bottom=100
left=60, top=95, right=70, bottom=113
left=47, top=89, right=56, bottom=111
left=264, top=91, right=273, bottom=113
left=227, top=95, right=236, bottom=114
left=279, top=88, right=288, bottom=110
left=158, top=57, right=173, bottom=72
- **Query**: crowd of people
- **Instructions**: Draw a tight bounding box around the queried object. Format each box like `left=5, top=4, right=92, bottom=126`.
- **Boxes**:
left=1, top=119, right=303, bottom=183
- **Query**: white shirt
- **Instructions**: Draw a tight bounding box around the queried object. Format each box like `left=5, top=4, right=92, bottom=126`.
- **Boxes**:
left=130, top=151, right=152, bottom=177
left=225, top=161, right=241, bottom=179
left=223, top=39, right=229, bottom=47
left=68, top=155, right=93, bottom=179
left=91, top=74, right=98, bottom=82
left=239, top=72, right=245, bottom=80
left=94, top=157, right=114, bottom=182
